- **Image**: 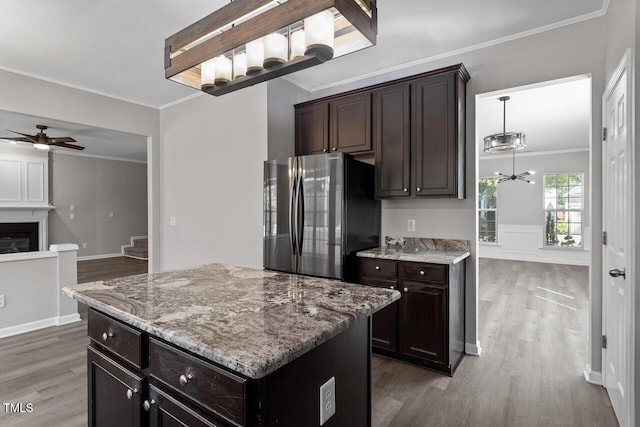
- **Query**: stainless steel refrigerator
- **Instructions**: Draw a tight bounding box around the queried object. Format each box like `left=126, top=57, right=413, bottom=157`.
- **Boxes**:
left=264, top=152, right=380, bottom=281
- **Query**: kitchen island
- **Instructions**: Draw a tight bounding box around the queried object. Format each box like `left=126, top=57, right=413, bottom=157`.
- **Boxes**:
left=63, top=263, right=399, bottom=427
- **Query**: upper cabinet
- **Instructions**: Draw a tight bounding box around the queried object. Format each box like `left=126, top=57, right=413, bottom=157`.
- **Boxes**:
left=294, top=64, right=469, bottom=199
left=295, top=93, right=372, bottom=155
left=0, top=151, right=48, bottom=206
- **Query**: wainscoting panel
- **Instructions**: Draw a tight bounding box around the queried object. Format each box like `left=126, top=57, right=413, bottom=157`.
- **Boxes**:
left=479, top=224, right=590, bottom=266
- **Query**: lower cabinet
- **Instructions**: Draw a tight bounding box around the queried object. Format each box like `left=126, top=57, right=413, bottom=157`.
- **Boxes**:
left=358, top=257, right=465, bottom=375
left=148, top=385, right=220, bottom=427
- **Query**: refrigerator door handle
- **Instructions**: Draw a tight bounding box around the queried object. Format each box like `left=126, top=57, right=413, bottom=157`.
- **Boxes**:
left=289, top=157, right=297, bottom=257
left=296, top=165, right=305, bottom=257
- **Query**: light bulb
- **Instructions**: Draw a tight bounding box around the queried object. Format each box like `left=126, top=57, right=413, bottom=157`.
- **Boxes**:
left=304, top=10, right=335, bottom=61
left=9, top=141, right=17, bottom=145
left=234, top=52, right=247, bottom=79
left=528, top=170, right=536, bottom=175
left=494, top=171, right=500, bottom=176
left=201, top=59, right=216, bottom=89
left=214, top=56, right=232, bottom=86
left=264, top=33, right=287, bottom=68
left=529, top=181, right=536, bottom=185
left=34, top=143, right=50, bottom=150
left=246, top=39, right=264, bottom=75
left=291, top=29, right=305, bottom=59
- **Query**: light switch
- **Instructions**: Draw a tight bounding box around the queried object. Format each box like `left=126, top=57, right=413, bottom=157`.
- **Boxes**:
left=70, top=204, right=75, bottom=211
left=170, top=217, right=177, bottom=226
left=109, top=211, right=114, bottom=218
left=70, top=213, right=75, bottom=220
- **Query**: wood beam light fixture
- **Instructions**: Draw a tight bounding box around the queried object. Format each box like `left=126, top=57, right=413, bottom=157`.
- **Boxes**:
left=165, top=0, right=378, bottom=96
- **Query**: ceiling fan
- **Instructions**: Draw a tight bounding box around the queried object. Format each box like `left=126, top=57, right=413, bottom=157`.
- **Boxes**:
left=0, top=125, right=85, bottom=150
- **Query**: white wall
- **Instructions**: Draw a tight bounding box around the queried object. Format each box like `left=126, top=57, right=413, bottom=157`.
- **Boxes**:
left=0, top=69, right=161, bottom=271
left=49, top=153, right=147, bottom=258
left=300, top=17, right=608, bottom=360
left=267, top=79, right=310, bottom=160
left=479, top=151, right=590, bottom=265
left=159, top=87, right=268, bottom=270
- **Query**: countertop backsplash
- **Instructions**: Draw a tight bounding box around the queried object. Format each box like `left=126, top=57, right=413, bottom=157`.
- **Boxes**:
left=384, top=236, right=470, bottom=252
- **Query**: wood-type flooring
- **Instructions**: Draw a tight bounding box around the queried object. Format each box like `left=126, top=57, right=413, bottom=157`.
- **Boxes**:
left=0, top=259, right=618, bottom=426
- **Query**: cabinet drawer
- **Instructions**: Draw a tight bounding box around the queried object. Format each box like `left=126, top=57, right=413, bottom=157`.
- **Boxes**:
left=359, top=258, right=397, bottom=279
left=400, top=262, right=447, bottom=284
left=88, top=309, right=145, bottom=369
left=149, top=338, right=246, bottom=426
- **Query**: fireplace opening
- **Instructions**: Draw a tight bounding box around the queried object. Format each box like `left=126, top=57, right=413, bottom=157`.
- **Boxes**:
left=0, top=223, right=39, bottom=254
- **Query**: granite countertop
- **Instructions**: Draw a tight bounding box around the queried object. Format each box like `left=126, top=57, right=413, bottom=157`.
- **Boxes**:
left=357, top=237, right=471, bottom=265
left=62, top=263, right=399, bottom=379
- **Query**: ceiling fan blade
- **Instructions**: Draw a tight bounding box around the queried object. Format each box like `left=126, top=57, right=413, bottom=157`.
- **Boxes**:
left=49, top=137, right=77, bottom=143
left=7, top=130, right=38, bottom=142
left=0, top=136, right=35, bottom=142
left=50, top=142, right=85, bottom=150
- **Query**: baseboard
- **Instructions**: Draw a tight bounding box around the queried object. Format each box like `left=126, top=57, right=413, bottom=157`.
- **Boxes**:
left=0, top=314, right=81, bottom=338
left=77, top=253, right=122, bottom=261
left=478, top=253, right=589, bottom=266
left=583, top=364, right=603, bottom=385
left=57, top=313, right=81, bottom=326
left=465, top=341, right=482, bottom=356
left=123, top=254, right=148, bottom=261
left=0, top=317, right=57, bottom=338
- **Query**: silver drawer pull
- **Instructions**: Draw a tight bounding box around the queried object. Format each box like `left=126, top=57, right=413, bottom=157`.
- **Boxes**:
left=143, top=399, right=156, bottom=411
left=419, top=270, right=425, bottom=276
left=179, top=373, right=195, bottom=386
left=389, top=286, right=394, bottom=290
left=126, top=388, right=138, bottom=400
left=417, top=187, right=422, bottom=192
left=404, top=287, right=408, bottom=292
left=403, top=188, right=408, bottom=192
left=375, top=265, right=380, bottom=270
left=101, top=331, right=115, bottom=341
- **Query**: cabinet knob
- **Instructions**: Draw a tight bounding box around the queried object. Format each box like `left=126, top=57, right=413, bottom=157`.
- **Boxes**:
left=389, top=285, right=395, bottom=290
left=404, top=287, right=409, bottom=292
left=403, top=188, right=408, bottom=192
left=323, top=148, right=328, bottom=153
left=332, top=147, right=337, bottom=151
left=375, top=265, right=380, bottom=270
left=143, top=399, right=156, bottom=411
left=419, top=270, right=425, bottom=276
left=126, top=388, right=138, bottom=400
left=101, top=331, right=114, bottom=341
left=417, top=187, right=422, bottom=192
left=179, top=373, right=195, bottom=386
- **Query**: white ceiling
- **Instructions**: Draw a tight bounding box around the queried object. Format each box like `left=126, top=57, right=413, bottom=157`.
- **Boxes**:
left=0, top=0, right=608, bottom=160
left=476, top=77, right=592, bottom=157
left=0, top=110, right=147, bottom=162
left=0, top=0, right=607, bottom=108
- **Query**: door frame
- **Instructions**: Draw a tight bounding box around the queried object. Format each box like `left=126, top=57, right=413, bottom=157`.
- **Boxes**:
left=601, top=48, right=635, bottom=427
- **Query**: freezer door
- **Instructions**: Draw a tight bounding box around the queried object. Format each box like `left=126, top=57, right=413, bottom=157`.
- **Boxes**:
left=297, top=153, right=344, bottom=279
left=263, top=157, right=296, bottom=273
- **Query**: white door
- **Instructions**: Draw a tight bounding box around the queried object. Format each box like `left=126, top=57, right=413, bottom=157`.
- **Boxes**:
left=602, top=52, right=632, bottom=427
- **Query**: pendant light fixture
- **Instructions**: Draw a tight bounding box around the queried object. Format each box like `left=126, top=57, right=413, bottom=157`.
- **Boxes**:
left=483, top=96, right=526, bottom=152
left=495, top=150, right=535, bottom=184
left=165, top=0, right=378, bottom=97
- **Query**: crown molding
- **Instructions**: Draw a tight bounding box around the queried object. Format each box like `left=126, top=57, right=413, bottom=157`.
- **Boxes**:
left=51, top=150, right=146, bottom=164
left=158, top=92, right=205, bottom=110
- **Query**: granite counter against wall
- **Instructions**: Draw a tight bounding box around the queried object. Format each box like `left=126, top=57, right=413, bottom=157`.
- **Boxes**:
left=357, top=237, right=471, bottom=264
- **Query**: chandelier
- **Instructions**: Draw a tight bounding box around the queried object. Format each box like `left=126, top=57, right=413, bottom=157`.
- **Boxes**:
left=483, top=96, right=526, bottom=152
left=165, top=0, right=377, bottom=96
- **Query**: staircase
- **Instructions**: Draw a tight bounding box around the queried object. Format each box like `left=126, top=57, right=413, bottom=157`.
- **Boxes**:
left=123, top=237, right=148, bottom=260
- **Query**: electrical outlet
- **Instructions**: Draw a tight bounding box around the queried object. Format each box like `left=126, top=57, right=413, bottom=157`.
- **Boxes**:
left=70, top=204, right=75, bottom=211
left=170, top=217, right=177, bottom=226
left=0, top=294, right=5, bottom=308
left=82, top=243, right=88, bottom=249
left=69, top=213, right=75, bottom=220
left=407, top=219, right=416, bottom=232
left=319, top=377, right=336, bottom=425
left=109, top=211, right=114, bottom=218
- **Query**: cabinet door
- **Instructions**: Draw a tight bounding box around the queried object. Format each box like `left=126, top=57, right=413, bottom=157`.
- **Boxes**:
left=330, top=92, right=372, bottom=154
left=295, top=102, right=329, bottom=155
left=412, top=73, right=461, bottom=197
left=373, top=83, right=411, bottom=198
left=88, top=346, right=145, bottom=427
left=399, top=281, right=447, bottom=364
left=360, top=277, right=398, bottom=352
left=148, top=385, right=222, bottom=427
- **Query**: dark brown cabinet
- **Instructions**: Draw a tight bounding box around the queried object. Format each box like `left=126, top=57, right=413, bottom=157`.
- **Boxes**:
left=88, top=346, right=145, bottom=427
left=295, top=64, right=468, bottom=199
left=373, top=83, right=411, bottom=197
left=295, top=93, right=372, bottom=156
left=295, top=102, right=328, bottom=155
left=358, top=257, right=465, bottom=375
left=148, top=386, right=219, bottom=427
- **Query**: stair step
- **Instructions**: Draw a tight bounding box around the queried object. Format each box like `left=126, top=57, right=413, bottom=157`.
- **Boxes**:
left=124, top=246, right=148, bottom=260
left=133, top=238, right=148, bottom=249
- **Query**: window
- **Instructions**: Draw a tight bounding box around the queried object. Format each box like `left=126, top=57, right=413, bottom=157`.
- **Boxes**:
left=544, top=173, right=584, bottom=248
left=478, top=177, right=498, bottom=243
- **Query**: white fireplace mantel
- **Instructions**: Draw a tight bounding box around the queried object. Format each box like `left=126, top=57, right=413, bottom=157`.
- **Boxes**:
left=0, top=207, right=54, bottom=252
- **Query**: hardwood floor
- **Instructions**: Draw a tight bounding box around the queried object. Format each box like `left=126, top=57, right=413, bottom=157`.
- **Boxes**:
left=0, top=259, right=618, bottom=426
left=371, top=259, right=617, bottom=426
